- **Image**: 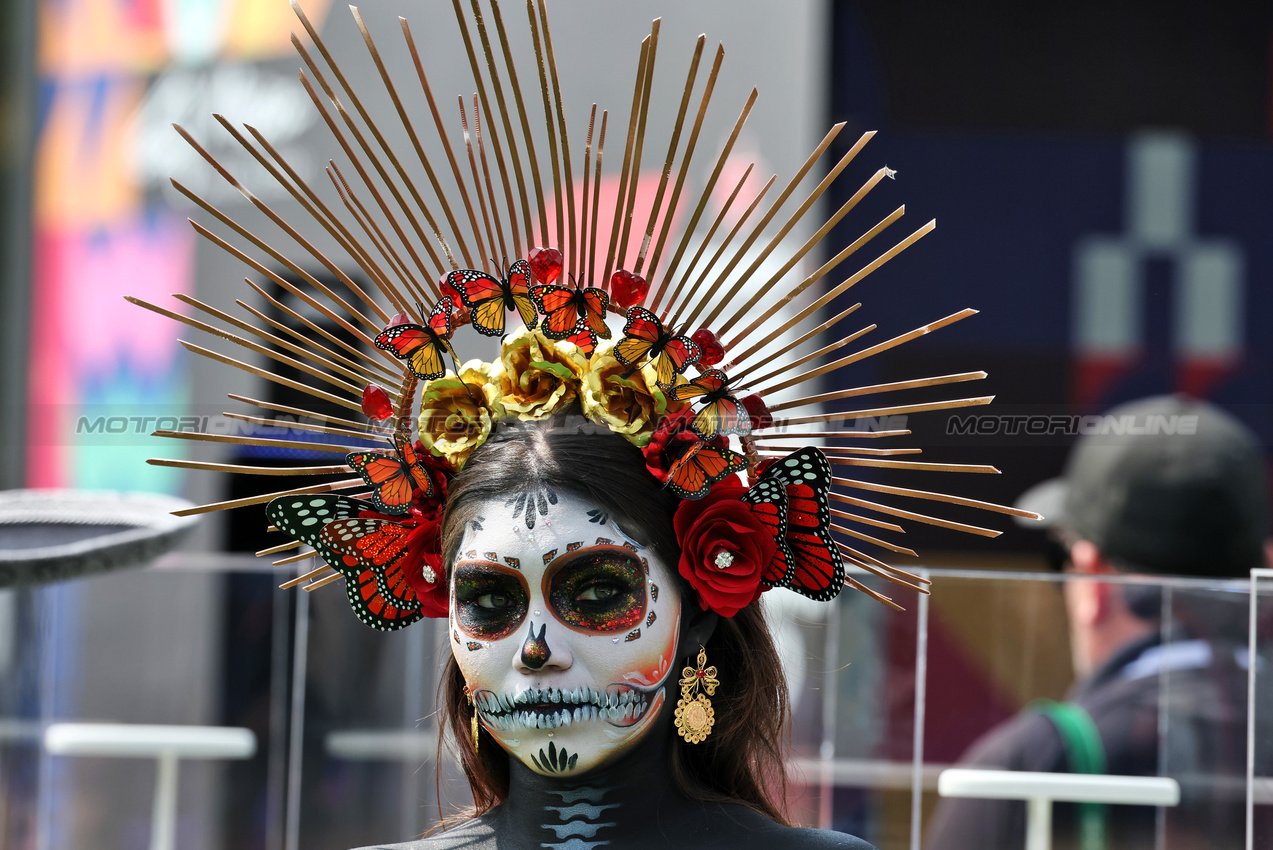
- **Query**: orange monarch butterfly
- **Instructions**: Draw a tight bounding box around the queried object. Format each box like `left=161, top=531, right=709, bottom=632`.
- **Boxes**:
left=530, top=279, right=611, bottom=342
left=317, top=517, right=423, bottom=631
left=670, top=369, right=749, bottom=441
left=374, top=298, right=458, bottom=381
left=614, top=307, right=701, bottom=390
left=346, top=433, right=435, bottom=516
left=664, top=440, right=748, bottom=500
left=449, top=260, right=538, bottom=337
left=741, top=447, right=844, bottom=601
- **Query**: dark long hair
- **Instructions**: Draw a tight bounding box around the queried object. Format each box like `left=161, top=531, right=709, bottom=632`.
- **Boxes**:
left=436, top=411, right=791, bottom=823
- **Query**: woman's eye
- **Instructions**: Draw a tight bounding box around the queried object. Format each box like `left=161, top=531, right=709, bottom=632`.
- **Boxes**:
left=477, top=592, right=510, bottom=609
left=576, top=583, right=619, bottom=602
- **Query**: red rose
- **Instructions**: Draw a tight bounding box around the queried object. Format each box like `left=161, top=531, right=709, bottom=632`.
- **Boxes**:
left=643, top=408, right=727, bottom=485
left=403, top=515, right=448, bottom=618
left=673, top=483, right=776, bottom=617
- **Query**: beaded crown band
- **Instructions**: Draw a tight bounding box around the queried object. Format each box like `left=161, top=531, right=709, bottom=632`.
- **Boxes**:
left=135, top=1, right=1038, bottom=630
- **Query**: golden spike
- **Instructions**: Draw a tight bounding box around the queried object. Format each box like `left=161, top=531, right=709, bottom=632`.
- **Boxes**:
left=714, top=165, right=894, bottom=338
left=171, top=292, right=386, bottom=388
left=467, top=0, right=533, bottom=253
left=834, top=476, right=1042, bottom=520
left=179, top=340, right=366, bottom=414
left=279, top=564, right=330, bottom=589
left=290, top=6, right=455, bottom=272
left=831, top=492, right=1002, bottom=539
left=457, top=95, right=504, bottom=266
left=127, top=297, right=375, bottom=401
left=293, top=61, right=444, bottom=287
left=223, top=412, right=385, bottom=442
left=754, top=308, right=979, bottom=397
left=654, top=87, right=759, bottom=298
left=450, top=0, right=522, bottom=258
left=734, top=323, right=876, bottom=389
left=725, top=214, right=929, bottom=354
left=661, top=166, right=768, bottom=321
left=589, top=111, right=608, bottom=284
left=603, top=36, right=651, bottom=287
left=727, top=301, right=861, bottom=376
left=171, top=478, right=366, bottom=517
left=535, top=0, right=576, bottom=279
left=258, top=540, right=302, bottom=557
left=351, top=7, right=473, bottom=268
left=401, top=16, right=489, bottom=273
left=764, top=372, right=988, bottom=413
left=842, top=575, right=906, bottom=611
left=750, top=429, right=911, bottom=441
left=304, top=572, right=345, bottom=592
left=170, top=176, right=384, bottom=337
left=227, top=394, right=389, bottom=435
left=172, top=123, right=388, bottom=329
left=239, top=279, right=402, bottom=382
left=824, top=457, right=1000, bottom=474
left=616, top=19, right=661, bottom=271
left=827, top=510, right=905, bottom=533
left=579, top=105, right=597, bottom=279
left=835, top=541, right=930, bottom=588
left=472, top=94, right=511, bottom=263
left=155, top=428, right=373, bottom=455
left=634, top=34, right=704, bottom=277
left=693, top=132, right=873, bottom=334
left=830, top=522, right=917, bottom=557
left=644, top=43, right=725, bottom=289
left=274, top=550, right=318, bottom=567
left=525, top=0, right=562, bottom=255
left=147, top=459, right=350, bottom=476
left=757, top=446, right=922, bottom=457
left=660, top=165, right=769, bottom=321
left=216, top=117, right=400, bottom=314
left=327, top=161, right=432, bottom=309
left=759, top=396, right=994, bottom=429
left=489, top=0, right=548, bottom=249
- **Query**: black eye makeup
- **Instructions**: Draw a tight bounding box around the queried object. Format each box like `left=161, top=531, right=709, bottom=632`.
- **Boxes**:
left=544, top=546, right=646, bottom=633
left=453, top=562, right=529, bottom=640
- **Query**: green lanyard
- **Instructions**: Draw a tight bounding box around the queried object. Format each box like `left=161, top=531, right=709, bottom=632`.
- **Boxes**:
left=1030, top=699, right=1109, bottom=850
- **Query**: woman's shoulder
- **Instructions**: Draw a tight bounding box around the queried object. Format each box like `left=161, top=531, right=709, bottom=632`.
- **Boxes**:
left=349, top=816, right=497, bottom=850
left=702, top=804, right=878, bottom=849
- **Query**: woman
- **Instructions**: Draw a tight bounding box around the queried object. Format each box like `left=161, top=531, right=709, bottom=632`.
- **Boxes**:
left=355, top=413, right=876, bottom=849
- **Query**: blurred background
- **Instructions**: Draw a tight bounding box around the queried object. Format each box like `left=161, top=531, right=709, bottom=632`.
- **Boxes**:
left=0, top=1, right=1270, bottom=849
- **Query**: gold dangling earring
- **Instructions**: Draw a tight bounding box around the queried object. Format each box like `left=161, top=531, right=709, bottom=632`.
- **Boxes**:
left=674, top=646, right=718, bottom=744
left=464, top=684, right=479, bottom=752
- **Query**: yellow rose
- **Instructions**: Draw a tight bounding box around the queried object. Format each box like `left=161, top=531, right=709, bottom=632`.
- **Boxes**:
left=490, top=328, right=588, bottom=420
left=581, top=341, right=686, bottom=446
left=417, top=361, right=505, bottom=470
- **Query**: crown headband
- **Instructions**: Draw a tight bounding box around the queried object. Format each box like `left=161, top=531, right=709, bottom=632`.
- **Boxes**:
left=134, top=1, right=1039, bottom=631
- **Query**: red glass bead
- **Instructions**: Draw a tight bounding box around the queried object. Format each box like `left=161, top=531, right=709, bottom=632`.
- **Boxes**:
left=362, top=384, right=394, bottom=421
left=690, top=328, right=725, bottom=366
left=439, top=277, right=463, bottom=310
left=610, top=268, right=649, bottom=309
left=740, top=394, right=773, bottom=430
left=696, top=669, right=706, bottom=678
left=387, top=312, right=410, bottom=328
left=528, top=246, right=563, bottom=284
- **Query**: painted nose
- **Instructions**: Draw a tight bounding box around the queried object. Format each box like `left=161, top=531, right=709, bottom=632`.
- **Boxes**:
left=520, top=621, right=551, bottom=669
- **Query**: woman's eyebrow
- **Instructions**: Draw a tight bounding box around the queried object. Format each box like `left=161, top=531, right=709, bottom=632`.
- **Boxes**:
left=543, top=542, right=646, bottom=574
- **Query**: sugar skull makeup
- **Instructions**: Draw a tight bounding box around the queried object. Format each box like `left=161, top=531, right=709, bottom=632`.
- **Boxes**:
left=450, top=489, right=681, bottom=777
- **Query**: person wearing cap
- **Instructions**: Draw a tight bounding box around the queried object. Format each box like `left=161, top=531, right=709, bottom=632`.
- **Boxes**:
left=925, top=395, right=1272, bottom=850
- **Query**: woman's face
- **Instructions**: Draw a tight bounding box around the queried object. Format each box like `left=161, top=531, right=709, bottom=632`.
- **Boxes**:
left=449, top=487, right=681, bottom=777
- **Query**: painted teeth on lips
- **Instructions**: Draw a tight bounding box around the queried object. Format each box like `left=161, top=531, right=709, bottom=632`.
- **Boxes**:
left=475, top=685, right=650, bottom=730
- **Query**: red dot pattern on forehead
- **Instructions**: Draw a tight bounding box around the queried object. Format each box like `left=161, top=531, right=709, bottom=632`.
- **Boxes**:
left=541, top=548, right=558, bottom=565
left=484, top=552, right=498, bottom=562
left=594, top=537, right=614, bottom=546
left=625, top=629, right=641, bottom=642
left=503, top=556, right=520, bottom=569
left=566, top=541, right=582, bottom=552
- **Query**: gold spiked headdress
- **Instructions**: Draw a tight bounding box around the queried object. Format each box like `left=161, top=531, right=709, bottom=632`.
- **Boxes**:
left=134, top=1, right=1037, bottom=630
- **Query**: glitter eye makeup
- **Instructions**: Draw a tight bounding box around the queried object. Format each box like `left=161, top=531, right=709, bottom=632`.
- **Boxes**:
left=544, top=546, right=647, bottom=633
left=453, top=562, right=530, bottom=640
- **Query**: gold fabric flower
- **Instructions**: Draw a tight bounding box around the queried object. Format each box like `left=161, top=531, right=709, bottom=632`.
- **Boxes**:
left=417, top=360, right=505, bottom=470
left=581, top=341, right=686, bottom=446
left=490, top=328, right=588, bottom=420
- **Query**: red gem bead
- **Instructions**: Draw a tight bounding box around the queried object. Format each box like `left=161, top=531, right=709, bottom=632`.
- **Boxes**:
left=387, top=312, right=410, bottom=328
left=528, top=246, right=563, bottom=284
left=696, top=669, right=706, bottom=678
left=690, top=328, right=725, bottom=366
left=740, top=394, right=773, bottom=430
left=362, top=384, right=394, bottom=420
left=610, top=268, right=649, bottom=309
left=439, top=277, right=464, bottom=310
left=754, top=457, right=778, bottom=476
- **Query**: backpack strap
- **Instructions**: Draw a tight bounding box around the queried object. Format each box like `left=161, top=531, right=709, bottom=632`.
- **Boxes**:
left=1030, top=699, right=1109, bottom=850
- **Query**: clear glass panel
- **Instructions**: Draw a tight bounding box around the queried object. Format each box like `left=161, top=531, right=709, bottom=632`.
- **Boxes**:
left=1250, top=569, right=1273, bottom=850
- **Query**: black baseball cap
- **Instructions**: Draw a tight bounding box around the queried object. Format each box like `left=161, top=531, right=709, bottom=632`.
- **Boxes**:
left=1016, top=395, right=1270, bottom=578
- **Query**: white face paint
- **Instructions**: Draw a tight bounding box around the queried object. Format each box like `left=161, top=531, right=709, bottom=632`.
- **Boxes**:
left=449, top=488, right=681, bottom=777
